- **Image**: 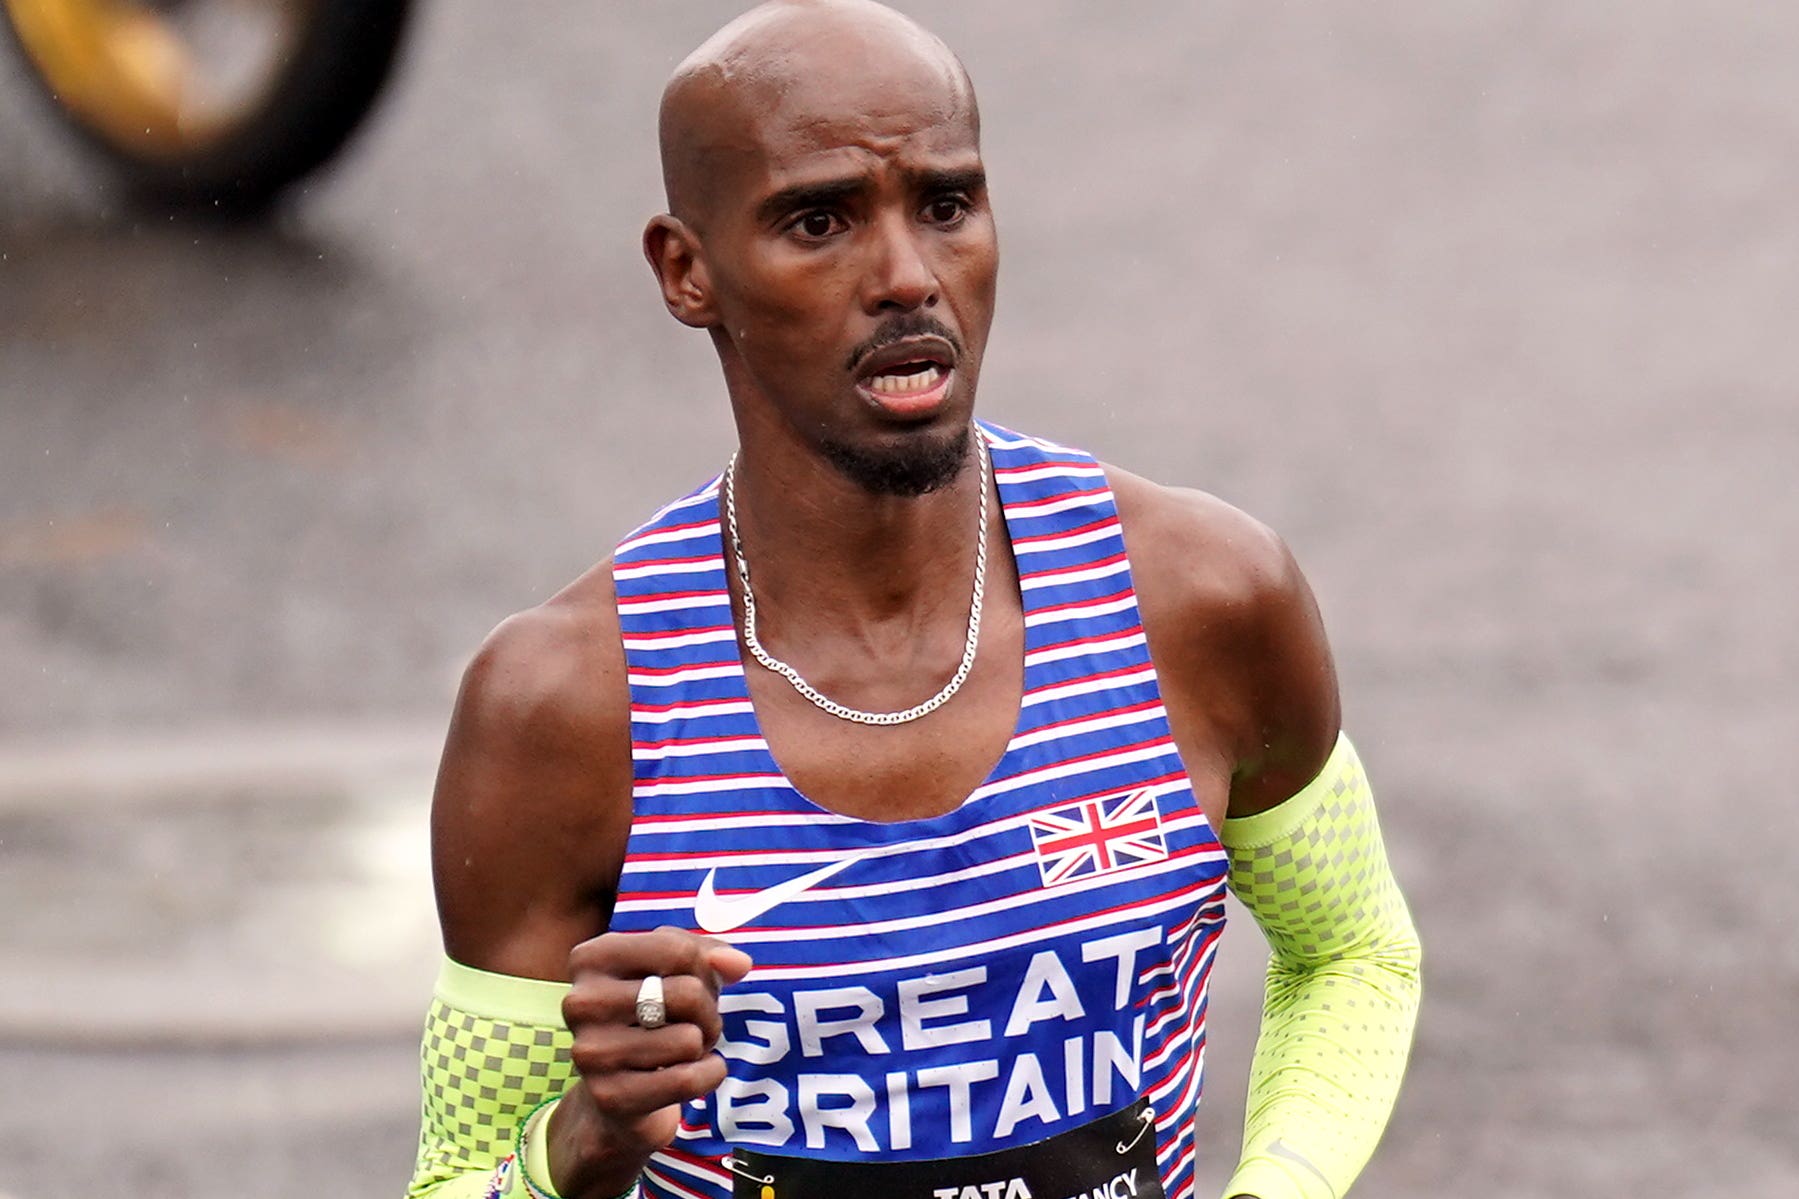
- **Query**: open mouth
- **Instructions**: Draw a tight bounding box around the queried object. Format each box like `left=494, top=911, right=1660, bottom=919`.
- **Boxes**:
left=853, top=334, right=958, bottom=416
left=864, top=359, right=949, bottom=397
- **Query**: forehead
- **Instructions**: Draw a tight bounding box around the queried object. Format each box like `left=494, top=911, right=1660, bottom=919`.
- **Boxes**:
left=721, top=46, right=980, bottom=195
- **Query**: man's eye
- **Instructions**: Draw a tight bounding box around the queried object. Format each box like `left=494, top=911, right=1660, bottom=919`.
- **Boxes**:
left=926, top=197, right=968, bottom=224
left=795, top=211, right=840, bottom=238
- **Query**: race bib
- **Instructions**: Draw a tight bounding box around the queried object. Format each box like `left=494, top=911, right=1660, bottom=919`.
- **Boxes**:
left=726, top=1098, right=1161, bottom=1199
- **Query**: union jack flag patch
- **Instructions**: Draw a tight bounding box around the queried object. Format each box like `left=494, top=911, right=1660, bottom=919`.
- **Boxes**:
left=1028, top=788, right=1168, bottom=886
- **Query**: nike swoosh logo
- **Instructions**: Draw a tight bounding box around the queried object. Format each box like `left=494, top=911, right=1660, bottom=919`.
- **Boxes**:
left=693, top=856, right=864, bottom=934
left=1266, top=1139, right=1337, bottom=1199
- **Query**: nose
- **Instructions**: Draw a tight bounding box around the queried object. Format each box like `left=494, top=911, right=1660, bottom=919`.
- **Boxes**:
left=864, top=213, right=939, bottom=313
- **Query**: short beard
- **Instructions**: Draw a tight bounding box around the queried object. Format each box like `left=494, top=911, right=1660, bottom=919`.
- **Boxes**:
left=819, top=423, right=971, bottom=497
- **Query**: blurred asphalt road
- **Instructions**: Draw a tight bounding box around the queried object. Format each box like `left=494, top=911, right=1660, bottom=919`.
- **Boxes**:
left=3, top=3, right=1797, bottom=1196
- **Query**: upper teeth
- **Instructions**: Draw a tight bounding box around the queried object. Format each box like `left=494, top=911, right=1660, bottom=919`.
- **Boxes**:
left=868, top=364, right=945, bottom=395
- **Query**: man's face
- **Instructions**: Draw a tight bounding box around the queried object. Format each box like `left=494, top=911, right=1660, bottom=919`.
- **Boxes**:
left=693, top=59, right=998, bottom=494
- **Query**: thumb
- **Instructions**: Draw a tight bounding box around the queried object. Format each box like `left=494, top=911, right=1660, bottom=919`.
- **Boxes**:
left=704, top=944, right=754, bottom=985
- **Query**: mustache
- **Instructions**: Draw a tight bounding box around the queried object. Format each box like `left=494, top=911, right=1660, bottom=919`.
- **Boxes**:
left=845, top=314, right=963, bottom=373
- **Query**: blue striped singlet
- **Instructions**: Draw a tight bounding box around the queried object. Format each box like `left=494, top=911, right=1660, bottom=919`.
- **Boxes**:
left=608, top=422, right=1230, bottom=1199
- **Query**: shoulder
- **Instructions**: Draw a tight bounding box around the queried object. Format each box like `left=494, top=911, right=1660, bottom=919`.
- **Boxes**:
left=1107, top=466, right=1297, bottom=623
left=1106, top=465, right=1342, bottom=817
left=455, top=566, right=628, bottom=754
left=430, top=561, right=636, bottom=979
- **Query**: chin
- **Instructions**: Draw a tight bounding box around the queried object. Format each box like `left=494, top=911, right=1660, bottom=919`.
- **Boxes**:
left=819, top=421, right=972, bottom=497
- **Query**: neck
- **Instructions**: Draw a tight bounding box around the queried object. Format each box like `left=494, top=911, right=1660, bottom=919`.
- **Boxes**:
left=726, top=423, right=989, bottom=629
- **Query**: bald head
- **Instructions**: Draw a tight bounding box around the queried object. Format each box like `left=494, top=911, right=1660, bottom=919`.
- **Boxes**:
left=658, top=0, right=978, bottom=226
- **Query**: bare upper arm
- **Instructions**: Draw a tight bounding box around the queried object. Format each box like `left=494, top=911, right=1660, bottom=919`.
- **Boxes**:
left=430, top=567, right=635, bottom=982
left=1109, top=466, right=1342, bottom=820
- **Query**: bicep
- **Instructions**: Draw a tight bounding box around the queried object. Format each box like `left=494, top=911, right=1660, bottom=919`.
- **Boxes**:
left=1110, top=471, right=1341, bottom=820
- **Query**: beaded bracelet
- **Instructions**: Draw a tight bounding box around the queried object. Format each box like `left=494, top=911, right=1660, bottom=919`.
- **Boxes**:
left=514, top=1096, right=564, bottom=1199
left=514, top=1095, right=640, bottom=1199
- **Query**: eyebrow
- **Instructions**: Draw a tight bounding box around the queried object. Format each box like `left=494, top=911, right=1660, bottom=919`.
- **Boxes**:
left=757, top=177, right=866, bottom=225
left=755, top=165, right=988, bottom=225
left=919, top=166, right=987, bottom=197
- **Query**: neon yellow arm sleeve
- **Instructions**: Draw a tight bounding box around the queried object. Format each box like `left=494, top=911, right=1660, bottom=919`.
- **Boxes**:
left=1219, top=734, right=1422, bottom=1199
left=408, top=957, right=577, bottom=1199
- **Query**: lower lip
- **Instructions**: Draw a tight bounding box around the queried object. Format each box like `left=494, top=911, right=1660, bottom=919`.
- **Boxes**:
left=857, top=367, right=954, bottom=420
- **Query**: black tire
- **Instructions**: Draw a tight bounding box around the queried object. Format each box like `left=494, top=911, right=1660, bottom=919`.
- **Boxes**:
left=5, top=0, right=415, bottom=212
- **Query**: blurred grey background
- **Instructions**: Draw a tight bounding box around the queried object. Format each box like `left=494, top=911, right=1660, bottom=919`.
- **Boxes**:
left=2, top=2, right=1795, bottom=1196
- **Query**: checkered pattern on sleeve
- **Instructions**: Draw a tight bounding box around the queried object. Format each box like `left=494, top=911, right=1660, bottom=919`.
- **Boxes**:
left=1224, top=743, right=1414, bottom=964
left=410, top=997, right=576, bottom=1197
left=1220, top=737, right=1422, bottom=1199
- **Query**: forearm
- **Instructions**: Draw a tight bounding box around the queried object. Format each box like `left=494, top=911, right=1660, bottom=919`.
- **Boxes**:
left=409, top=958, right=586, bottom=1199
left=1221, top=734, right=1422, bottom=1199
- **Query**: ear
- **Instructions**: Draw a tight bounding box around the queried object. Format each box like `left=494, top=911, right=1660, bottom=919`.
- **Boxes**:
left=643, top=215, right=718, bottom=329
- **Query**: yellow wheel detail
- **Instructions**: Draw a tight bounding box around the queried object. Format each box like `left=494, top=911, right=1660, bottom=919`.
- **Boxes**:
left=3, top=0, right=311, bottom=160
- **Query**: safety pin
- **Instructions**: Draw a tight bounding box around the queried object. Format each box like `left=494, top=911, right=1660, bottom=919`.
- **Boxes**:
left=721, top=1155, right=775, bottom=1186
left=1115, top=1106, right=1155, bottom=1154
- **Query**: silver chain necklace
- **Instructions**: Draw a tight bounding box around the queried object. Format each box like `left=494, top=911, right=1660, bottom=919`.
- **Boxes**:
left=723, top=435, right=990, bottom=726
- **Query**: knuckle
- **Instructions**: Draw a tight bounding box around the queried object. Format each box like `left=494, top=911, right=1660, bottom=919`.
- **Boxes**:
left=568, top=931, right=629, bottom=970
left=569, top=1030, right=619, bottom=1075
left=562, top=981, right=625, bottom=1029
left=649, top=925, right=705, bottom=967
left=583, top=1072, right=630, bottom=1113
left=561, top=989, right=595, bottom=1026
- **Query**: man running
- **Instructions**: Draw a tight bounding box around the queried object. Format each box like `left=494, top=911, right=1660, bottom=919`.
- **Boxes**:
left=411, top=4, right=1420, bottom=1198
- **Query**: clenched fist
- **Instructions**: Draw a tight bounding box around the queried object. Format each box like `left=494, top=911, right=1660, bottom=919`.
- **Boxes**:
left=545, top=927, right=754, bottom=1198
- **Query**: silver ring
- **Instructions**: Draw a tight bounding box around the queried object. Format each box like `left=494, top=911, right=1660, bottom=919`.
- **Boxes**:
left=635, top=975, right=668, bottom=1030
